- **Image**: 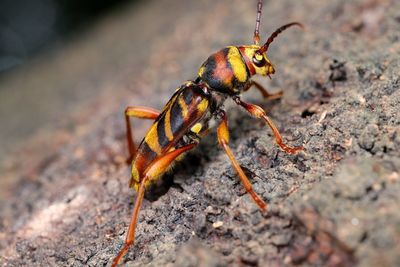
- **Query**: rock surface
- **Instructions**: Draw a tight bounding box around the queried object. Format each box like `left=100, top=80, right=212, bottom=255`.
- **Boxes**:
left=1, top=0, right=399, bottom=266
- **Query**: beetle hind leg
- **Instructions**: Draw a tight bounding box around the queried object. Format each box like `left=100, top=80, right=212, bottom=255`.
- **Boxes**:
left=111, top=143, right=196, bottom=267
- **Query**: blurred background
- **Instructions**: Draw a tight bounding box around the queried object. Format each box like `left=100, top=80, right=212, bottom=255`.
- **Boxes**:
left=0, top=0, right=145, bottom=164
left=0, top=0, right=133, bottom=73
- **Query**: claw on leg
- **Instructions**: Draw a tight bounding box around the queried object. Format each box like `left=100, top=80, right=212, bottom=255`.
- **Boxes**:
left=261, top=114, right=304, bottom=154
left=233, top=97, right=304, bottom=154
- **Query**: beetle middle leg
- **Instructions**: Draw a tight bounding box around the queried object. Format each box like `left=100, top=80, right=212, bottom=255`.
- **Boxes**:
left=233, top=96, right=304, bottom=154
left=125, top=106, right=160, bottom=162
left=217, top=111, right=267, bottom=211
left=112, top=143, right=196, bottom=267
left=244, top=80, right=283, bottom=100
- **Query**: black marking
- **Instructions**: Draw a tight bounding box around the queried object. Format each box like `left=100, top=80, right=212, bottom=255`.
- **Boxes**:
left=183, top=88, right=193, bottom=106
left=139, top=140, right=158, bottom=158
left=170, top=99, right=185, bottom=136
left=252, top=53, right=266, bottom=67
left=156, top=117, right=170, bottom=149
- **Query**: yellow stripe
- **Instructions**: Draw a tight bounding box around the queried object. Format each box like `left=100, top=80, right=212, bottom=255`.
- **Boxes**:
left=144, top=123, right=162, bottom=154
left=191, top=123, right=202, bottom=134
left=179, top=97, right=188, bottom=118
left=165, top=109, right=174, bottom=141
left=197, top=99, right=209, bottom=113
left=227, top=47, right=247, bottom=82
left=198, top=66, right=205, bottom=77
left=131, top=165, right=140, bottom=183
left=130, top=165, right=140, bottom=191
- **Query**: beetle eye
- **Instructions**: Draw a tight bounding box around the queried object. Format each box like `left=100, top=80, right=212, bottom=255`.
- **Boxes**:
left=252, top=53, right=266, bottom=67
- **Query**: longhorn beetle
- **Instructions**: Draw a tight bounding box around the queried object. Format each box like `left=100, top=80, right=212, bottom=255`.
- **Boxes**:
left=112, top=0, right=304, bottom=265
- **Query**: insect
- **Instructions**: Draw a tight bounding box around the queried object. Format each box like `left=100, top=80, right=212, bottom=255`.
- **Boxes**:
left=112, top=0, right=304, bottom=265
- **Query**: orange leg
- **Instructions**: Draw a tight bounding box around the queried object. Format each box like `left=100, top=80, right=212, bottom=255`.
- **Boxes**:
left=125, top=106, right=160, bottom=162
left=217, top=111, right=267, bottom=211
left=112, top=143, right=196, bottom=267
left=233, top=97, right=303, bottom=154
left=244, top=80, right=283, bottom=100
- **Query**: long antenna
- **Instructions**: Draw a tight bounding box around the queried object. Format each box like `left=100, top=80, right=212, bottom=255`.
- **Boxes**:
left=258, top=22, right=304, bottom=53
left=253, top=0, right=263, bottom=45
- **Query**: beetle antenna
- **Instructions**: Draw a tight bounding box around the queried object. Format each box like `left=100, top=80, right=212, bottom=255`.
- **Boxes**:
left=253, top=0, right=263, bottom=45
left=258, top=22, right=304, bottom=54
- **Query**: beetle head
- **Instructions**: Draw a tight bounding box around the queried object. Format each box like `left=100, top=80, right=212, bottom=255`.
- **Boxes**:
left=242, top=22, right=304, bottom=78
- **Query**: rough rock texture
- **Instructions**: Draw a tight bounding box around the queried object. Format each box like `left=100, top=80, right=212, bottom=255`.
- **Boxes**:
left=1, top=0, right=399, bottom=266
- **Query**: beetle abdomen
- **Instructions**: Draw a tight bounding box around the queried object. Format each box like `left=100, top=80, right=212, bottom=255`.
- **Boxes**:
left=130, top=83, right=211, bottom=190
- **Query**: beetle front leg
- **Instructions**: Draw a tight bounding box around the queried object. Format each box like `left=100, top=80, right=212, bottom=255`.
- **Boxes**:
left=112, top=143, right=196, bottom=267
left=233, top=97, right=303, bottom=154
left=217, top=111, right=267, bottom=211
left=244, top=80, right=283, bottom=100
left=125, top=106, right=160, bottom=162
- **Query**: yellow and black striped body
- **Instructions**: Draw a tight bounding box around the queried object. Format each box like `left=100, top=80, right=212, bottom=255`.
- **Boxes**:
left=130, top=82, right=211, bottom=191
left=130, top=45, right=276, bottom=191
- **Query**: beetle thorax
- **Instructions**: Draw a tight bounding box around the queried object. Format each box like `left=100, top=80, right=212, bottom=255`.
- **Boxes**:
left=197, top=46, right=251, bottom=95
